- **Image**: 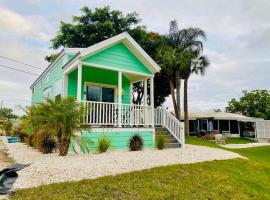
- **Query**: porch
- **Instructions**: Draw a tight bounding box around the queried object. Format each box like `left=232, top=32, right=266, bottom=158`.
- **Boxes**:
left=64, top=64, right=155, bottom=127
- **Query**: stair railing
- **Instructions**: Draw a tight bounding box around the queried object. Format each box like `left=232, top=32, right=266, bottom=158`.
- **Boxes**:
left=154, top=108, right=185, bottom=146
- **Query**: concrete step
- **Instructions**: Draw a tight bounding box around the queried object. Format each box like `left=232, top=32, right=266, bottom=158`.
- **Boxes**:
left=166, top=143, right=181, bottom=148
left=155, top=127, right=181, bottom=148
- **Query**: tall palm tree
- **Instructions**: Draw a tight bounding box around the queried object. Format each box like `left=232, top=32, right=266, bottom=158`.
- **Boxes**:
left=156, top=45, right=180, bottom=119
left=165, top=20, right=207, bottom=121
left=180, top=50, right=209, bottom=135
left=168, top=20, right=182, bottom=119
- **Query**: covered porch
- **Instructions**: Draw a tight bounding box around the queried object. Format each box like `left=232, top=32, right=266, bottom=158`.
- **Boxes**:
left=64, top=63, right=155, bottom=127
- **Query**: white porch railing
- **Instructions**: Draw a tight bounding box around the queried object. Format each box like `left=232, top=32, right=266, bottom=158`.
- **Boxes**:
left=82, top=101, right=153, bottom=126
left=154, top=108, right=185, bottom=146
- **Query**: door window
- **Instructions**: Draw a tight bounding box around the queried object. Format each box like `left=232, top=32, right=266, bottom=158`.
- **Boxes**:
left=86, top=85, right=114, bottom=102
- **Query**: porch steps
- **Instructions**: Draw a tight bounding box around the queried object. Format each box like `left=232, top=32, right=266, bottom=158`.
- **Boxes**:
left=155, top=127, right=181, bottom=148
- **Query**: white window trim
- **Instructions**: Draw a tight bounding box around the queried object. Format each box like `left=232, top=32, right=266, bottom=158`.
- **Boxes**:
left=84, top=82, right=117, bottom=102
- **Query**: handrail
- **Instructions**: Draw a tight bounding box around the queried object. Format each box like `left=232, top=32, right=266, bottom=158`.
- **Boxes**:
left=154, top=108, right=185, bottom=146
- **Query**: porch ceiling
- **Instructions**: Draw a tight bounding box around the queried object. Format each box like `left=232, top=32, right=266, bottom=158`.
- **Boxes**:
left=123, top=72, right=151, bottom=82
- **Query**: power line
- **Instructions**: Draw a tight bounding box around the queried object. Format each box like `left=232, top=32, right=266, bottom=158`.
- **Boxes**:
left=0, top=55, right=43, bottom=70
left=0, top=64, right=39, bottom=76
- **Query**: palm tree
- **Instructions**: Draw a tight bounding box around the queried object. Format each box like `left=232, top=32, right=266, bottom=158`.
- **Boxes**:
left=164, top=20, right=207, bottom=121
left=41, top=97, right=84, bottom=156
left=180, top=50, right=209, bottom=135
left=156, top=45, right=180, bottom=119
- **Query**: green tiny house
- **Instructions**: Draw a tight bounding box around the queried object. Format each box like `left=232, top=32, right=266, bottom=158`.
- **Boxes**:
left=30, top=32, right=184, bottom=152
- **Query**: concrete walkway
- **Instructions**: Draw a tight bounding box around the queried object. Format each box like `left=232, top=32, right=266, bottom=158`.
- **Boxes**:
left=220, top=143, right=270, bottom=149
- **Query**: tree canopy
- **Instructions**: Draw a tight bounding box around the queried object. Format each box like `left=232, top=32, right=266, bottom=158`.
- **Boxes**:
left=0, top=107, right=17, bottom=120
left=226, top=90, right=270, bottom=119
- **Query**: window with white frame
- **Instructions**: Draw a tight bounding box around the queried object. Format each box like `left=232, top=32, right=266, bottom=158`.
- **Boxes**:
left=85, top=84, right=115, bottom=103
left=43, top=87, right=51, bottom=98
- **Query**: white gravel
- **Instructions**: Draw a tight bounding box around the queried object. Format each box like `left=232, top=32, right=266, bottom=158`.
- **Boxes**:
left=0, top=137, right=243, bottom=190
left=220, top=143, right=270, bottom=149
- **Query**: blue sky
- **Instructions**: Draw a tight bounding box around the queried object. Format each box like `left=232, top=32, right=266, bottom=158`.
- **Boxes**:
left=0, top=0, right=270, bottom=115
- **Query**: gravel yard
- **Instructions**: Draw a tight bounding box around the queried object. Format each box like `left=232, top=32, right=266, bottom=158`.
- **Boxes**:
left=0, top=137, right=243, bottom=190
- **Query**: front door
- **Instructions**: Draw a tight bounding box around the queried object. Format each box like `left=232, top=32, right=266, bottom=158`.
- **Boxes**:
left=85, top=84, right=116, bottom=125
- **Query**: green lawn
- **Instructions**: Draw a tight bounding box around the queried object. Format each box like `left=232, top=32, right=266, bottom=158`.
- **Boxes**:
left=11, top=137, right=270, bottom=200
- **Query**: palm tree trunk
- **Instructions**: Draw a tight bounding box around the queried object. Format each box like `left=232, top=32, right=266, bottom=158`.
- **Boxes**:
left=59, top=136, right=70, bottom=156
left=184, top=78, right=189, bottom=136
left=176, top=71, right=181, bottom=120
left=168, top=78, right=179, bottom=119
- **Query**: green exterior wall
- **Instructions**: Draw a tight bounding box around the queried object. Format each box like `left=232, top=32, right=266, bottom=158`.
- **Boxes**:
left=68, top=66, right=131, bottom=103
left=83, top=43, right=151, bottom=75
left=69, top=129, right=154, bottom=153
left=31, top=53, right=76, bottom=104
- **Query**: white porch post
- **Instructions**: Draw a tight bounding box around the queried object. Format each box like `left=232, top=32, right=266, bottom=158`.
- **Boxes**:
left=150, top=76, right=154, bottom=127
left=144, top=79, right=148, bottom=105
left=63, top=73, right=68, bottom=97
left=77, top=63, right=82, bottom=101
left=118, top=71, right=122, bottom=127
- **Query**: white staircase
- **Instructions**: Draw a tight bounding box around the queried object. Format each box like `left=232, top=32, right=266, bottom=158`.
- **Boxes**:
left=154, top=108, right=185, bottom=147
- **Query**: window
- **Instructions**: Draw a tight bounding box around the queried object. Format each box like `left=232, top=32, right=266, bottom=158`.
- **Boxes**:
left=43, top=87, right=51, bottom=98
left=32, top=87, right=35, bottom=94
left=54, top=80, right=62, bottom=96
left=55, top=94, right=61, bottom=102
left=86, top=85, right=115, bottom=103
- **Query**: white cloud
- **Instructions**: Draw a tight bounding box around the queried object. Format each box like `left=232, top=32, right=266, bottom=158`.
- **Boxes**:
left=0, top=6, right=51, bottom=40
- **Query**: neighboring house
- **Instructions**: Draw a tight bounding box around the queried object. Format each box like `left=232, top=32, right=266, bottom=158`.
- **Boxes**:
left=30, top=32, right=184, bottom=151
left=181, top=112, right=258, bottom=138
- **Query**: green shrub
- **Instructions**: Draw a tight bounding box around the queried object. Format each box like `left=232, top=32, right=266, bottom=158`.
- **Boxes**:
left=2, top=120, right=13, bottom=136
left=129, top=134, right=144, bottom=151
left=156, top=133, right=167, bottom=150
left=28, top=131, right=56, bottom=154
left=97, top=136, right=110, bottom=153
left=13, top=127, right=28, bottom=142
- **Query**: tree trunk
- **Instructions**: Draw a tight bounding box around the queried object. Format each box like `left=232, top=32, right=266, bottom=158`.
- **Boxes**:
left=168, top=78, right=179, bottom=119
left=59, top=136, right=70, bottom=156
left=184, top=78, right=189, bottom=136
left=176, top=71, right=181, bottom=120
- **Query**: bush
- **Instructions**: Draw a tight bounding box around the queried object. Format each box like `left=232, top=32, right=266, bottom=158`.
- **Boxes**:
left=41, top=134, right=57, bottom=154
left=28, top=133, right=35, bottom=147
left=156, top=133, right=167, bottom=150
left=27, top=131, right=56, bottom=154
left=97, top=136, right=110, bottom=153
left=13, top=127, right=28, bottom=143
left=129, top=134, right=143, bottom=151
left=2, top=120, right=13, bottom=136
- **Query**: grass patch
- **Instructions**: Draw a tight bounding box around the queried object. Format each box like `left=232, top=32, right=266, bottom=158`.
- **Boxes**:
left=11, top=137, right=270, bottom=200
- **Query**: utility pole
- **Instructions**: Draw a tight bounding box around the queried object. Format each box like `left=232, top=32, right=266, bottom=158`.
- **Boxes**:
left=0, top=100, right=2, bottom=117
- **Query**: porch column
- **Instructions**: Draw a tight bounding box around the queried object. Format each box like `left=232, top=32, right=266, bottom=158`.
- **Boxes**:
left=144, top=79, right=148, bottom=105
left=130, top=82, right=133, bottom=104
left=63, top=73, right=68, bottom=97
left=118, top=71, right=122, bottom=127
left=77, top=63, right=82, bottom=101
left=150, top=76, right=154, bottom=127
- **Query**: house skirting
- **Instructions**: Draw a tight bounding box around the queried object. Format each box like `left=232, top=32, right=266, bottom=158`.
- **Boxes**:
left=69, top=128, right=155, bottom=153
